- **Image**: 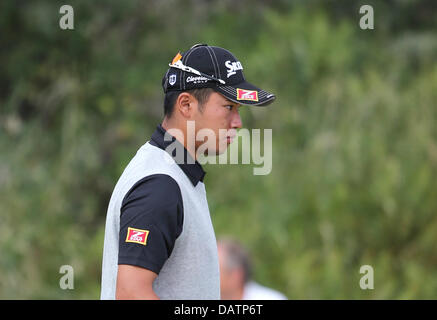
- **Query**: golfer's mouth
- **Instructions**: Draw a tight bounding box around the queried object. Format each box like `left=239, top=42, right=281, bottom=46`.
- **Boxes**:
left=226, top=135, right=236, bottom=144
left=226, top=129, right=237, bottom=145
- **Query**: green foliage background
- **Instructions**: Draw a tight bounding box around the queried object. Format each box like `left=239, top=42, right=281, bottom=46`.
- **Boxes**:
left=1, top=0, right=436, bottom=299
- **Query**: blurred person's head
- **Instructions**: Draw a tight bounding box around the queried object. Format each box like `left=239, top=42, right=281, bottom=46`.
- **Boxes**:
left=217, top=238, right=252, bottom=300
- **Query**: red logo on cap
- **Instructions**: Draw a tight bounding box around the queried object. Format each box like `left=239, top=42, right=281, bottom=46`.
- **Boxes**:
left=126, top=227, right=149, bottom=245
left=237, top=89, right=258, bottom=102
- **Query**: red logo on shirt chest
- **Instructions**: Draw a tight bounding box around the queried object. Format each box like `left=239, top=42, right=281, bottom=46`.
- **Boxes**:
left=126, top=227, right=150, bottom=245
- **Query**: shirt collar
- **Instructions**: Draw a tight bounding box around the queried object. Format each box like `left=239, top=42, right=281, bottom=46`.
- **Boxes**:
left=149, top=124, right=206, bottom=186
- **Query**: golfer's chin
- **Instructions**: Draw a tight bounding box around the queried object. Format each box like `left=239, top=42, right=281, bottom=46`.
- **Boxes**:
left=216, top=139, right=232, bottom=155
left=200, top=140, right=229, bottom=156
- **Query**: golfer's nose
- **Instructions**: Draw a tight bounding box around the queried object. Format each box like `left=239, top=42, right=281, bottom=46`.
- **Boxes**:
left=231, top=108, right=242, bottom=129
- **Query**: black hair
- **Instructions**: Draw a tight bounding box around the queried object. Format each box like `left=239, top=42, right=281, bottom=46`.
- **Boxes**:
left=163, top=88, right=215, bottom=118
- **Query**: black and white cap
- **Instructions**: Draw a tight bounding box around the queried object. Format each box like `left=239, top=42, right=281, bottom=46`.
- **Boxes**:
left=162, top=44, right=276, bottom=106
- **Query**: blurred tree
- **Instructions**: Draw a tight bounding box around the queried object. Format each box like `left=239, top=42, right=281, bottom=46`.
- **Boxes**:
left=1, top=0, right=436, bottom=299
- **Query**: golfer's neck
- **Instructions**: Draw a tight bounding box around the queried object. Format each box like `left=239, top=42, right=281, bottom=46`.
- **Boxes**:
left=161, top=119, right=197, bottom=161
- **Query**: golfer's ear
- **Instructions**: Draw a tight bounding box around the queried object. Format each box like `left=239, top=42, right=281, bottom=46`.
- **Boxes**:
left=176, top=92, right=195, bottom=118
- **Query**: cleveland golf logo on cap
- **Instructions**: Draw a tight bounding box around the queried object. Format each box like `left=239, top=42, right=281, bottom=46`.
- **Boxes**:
left=237, top=88, right=258, bottom=102
left=126, top=227, right=150, bottom=245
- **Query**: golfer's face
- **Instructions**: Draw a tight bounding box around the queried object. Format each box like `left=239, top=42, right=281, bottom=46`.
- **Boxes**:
left=193, top=92, right=242, bottom=156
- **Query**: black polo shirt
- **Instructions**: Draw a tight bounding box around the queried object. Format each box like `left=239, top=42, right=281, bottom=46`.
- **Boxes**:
left=118, top=124, right=206, bottom=274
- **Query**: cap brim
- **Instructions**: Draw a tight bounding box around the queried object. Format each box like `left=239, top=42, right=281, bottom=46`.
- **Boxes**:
left=214, top=81, right=276, bottom=107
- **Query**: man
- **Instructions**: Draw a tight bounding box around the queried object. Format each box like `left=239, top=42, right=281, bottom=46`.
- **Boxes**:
left=100, top=44, right=275, bottom=299
left=218, top=238, right=288, bottom=300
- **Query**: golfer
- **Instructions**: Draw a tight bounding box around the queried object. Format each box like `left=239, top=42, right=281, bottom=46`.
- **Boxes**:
left=100, top=44, right=275, bottom=299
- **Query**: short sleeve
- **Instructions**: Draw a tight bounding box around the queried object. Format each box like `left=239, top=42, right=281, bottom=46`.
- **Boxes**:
left=118, top=174, right=184, bottom=274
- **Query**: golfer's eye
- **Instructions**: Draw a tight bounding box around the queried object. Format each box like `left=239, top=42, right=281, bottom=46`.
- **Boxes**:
left=224, top=105, right=233, bottom=111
